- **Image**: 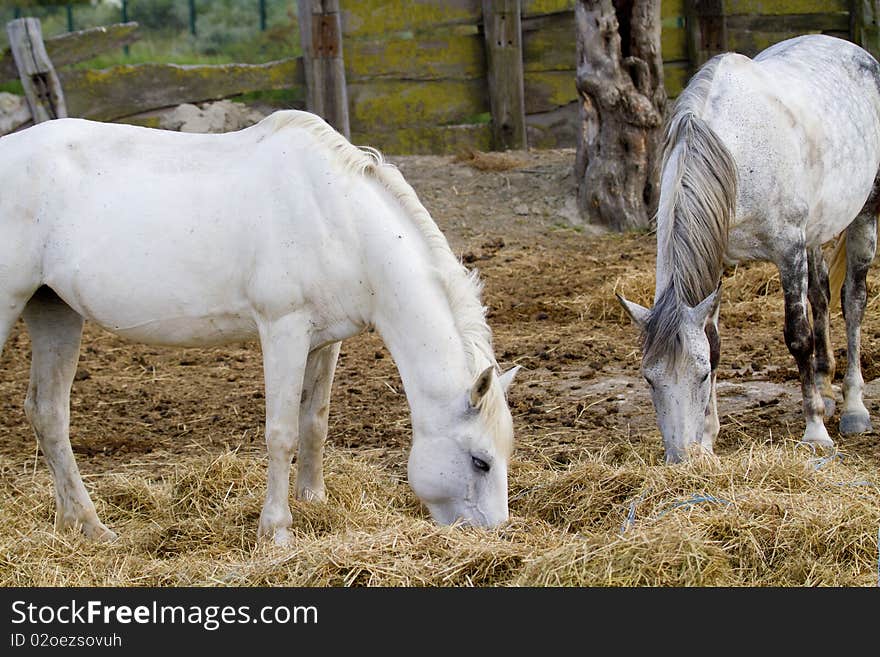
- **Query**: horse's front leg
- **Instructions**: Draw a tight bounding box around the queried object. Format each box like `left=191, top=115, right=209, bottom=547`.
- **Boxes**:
left=296, top=342, right=341, bottom=502
left=779, top=244, right=834, bottom=448
left=807, top=245, right=836, bottom=418
left=839, top=212, right=877, bottom=435
left=257, top=313, right=311, bottom=545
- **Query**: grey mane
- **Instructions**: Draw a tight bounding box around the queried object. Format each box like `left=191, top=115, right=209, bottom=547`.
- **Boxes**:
left=643, top=55, right=738, bottom=364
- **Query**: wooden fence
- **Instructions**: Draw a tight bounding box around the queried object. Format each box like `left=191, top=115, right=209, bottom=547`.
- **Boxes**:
left=0, top=0, right=872, bottom=154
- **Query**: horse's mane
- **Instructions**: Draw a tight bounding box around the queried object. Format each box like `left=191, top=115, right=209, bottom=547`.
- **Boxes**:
left=259, top=111, right=510, bottom=450
left=644, top=56, right=737, bottom=365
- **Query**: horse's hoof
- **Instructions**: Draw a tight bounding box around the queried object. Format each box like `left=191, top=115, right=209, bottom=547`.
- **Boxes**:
left=801, top=425, right=835, bottom=450
left=265, top=528, right=292, bottom=547
left=296, top=486, right=325, bottom=502
left=840, top=412, right=872, bottom=436
left=84, top=523, right=118, bottom=543
left=822, top=397, right=836, bottom=419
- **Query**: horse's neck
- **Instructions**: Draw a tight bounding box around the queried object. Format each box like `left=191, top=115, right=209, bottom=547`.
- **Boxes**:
left=361, top=198, right=474, bottom=426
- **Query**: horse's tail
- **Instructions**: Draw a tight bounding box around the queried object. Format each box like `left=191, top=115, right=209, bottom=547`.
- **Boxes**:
left=828, top=216, right=880, bottom=310
left=828, top=232, right=847, bottom=311
left=656, top=58, right=737, bottom=310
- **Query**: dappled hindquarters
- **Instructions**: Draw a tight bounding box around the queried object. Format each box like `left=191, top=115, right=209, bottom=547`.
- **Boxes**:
left=1, top=149, right=878, bottom=586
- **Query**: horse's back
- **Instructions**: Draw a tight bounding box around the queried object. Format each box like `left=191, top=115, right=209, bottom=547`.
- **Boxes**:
left=0, top=112, right=382, bottom=347
left=702, top=35, right=880, bottom=258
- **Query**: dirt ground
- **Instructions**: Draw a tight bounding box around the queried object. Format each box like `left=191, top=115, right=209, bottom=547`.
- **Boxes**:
left=1, top=148, right=879, bottom=584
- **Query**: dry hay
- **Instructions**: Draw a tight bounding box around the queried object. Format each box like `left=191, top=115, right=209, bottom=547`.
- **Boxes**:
left=2, top=150, right=879, bottom=588
left=1, top=438, right=877, bottom=587
left=453, top=148, right=527, bottom=172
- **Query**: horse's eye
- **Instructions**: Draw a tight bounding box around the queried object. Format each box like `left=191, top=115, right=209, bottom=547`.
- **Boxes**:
left=644, top=377, right=655, bottom=390
left=471, top=456, right=491, bottom=473
left=700, top=371, right=710, bottom=383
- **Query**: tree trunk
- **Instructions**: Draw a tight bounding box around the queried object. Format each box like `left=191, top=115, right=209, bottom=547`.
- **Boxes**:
left=575, top=0, right=666, bottom=231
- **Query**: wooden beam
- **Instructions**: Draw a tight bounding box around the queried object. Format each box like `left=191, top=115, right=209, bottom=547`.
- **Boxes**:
left=61, top=58, right=304, bottom=122
left=1, top=22, right=141, bottom=85
left=852, top=0, right=880, bottom=63
left=685, top=0, right=727, bottom=72
left=297, top=0, right=350, bottom=138
left=482, top=0, right=527, bottom=150
left=6, top=18, right=67, bottom=123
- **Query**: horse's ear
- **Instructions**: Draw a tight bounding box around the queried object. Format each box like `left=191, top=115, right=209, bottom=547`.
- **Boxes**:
left=616, top=294, right=650, bottom=329
left=687, top=284, right=722, bottom=327
left=498, top=365, right=521, bottom=395
left=470, top=366, right=495, bottom=407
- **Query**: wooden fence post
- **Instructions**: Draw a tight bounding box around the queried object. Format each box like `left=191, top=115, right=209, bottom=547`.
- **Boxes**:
left=852, top=0, right=880, bottom=62
left=482, top=0, right=527, bottom=151
left=6, top=18, right=68, bottom=123
left=685, top=0, right=727, bottom=72
left=297, top=0, right=350, bottom=139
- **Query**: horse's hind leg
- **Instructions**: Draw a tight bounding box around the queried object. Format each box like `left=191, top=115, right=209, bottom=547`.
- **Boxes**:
left=22, top=288, right=116, bottom=541
left=296, top=341, right=341, bottom=502
left=807, top=245, right=836, bottom=418
left=839, top=212, right=877, bottom=435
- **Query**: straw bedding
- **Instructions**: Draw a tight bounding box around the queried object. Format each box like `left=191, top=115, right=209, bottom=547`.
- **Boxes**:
left=1, top=149, right=877, bottom=586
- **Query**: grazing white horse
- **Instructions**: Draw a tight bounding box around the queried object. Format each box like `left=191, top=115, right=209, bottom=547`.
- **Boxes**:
left=0, top=110, right=519, bottom=544
left=618, top=35, right=880, bottom=462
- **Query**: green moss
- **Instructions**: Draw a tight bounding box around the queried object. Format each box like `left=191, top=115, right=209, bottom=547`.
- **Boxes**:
left=348, top=78, right=487, bottom=132
left=345, top=33, right=484, bottom=81
left=341, top=0, right=480, bottom=38
left=352, top=123, right=492, bottom=155
left=725, top=0, right=848, bottom=15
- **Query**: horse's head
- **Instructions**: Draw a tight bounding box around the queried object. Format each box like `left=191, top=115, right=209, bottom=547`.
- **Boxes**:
left=617, top=287, right=720, bottom=463
left=407, top=365, right=519, bottom=527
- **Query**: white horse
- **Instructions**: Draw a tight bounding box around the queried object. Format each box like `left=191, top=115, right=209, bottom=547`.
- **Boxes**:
left=0, top=110, right=519, bottom=544
left=618, top=35, right=880, bottom=462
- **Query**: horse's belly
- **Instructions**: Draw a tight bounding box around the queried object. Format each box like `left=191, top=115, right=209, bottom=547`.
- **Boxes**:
left=106, top=314, right=258, bottom=347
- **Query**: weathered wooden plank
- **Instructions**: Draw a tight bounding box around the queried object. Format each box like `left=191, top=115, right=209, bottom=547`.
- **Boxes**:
left=61, top=58, right=303, bottom=122
left=526, top=100, right=577, bottom=149
left=726, top=12, right=850, bottom=32
left=523, top=0, right=684, bottom=19
left=522, top=12, right=573, bottom=71
left=522, top=0, right=574, bottom=16
left=0, top=22, right=140, bottom=85
left=298, top=0, right=350, bottom=138
left=686, top=0, right=727, bottom=69
left=662, top=24, right=688, bottom=61
left=341, top=0, right=481, bottom=37
left=663, top=60, right=690, bottom=97
left=523, top=69, right=576, bottom=114
left=345, top=32, right=484, bottom=80
left=347, top=78, right=488, bottom=133
left=853, top=0, right=880, bottom=62
left=521, top=12, right=686, bottom=71
left=482, top=0, right=527, bottom=149
left=727, top=29, right=836, bottom=56
left=662, top=0, right=687, bottom=19
left=724, top=0, right=849, bottom=15
left=6, top=18, right=67, bottom=123
left=352, top=123, right=492, bottom=155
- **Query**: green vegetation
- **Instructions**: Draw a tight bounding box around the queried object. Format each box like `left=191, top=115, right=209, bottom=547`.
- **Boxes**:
left=1, top=1, right=301, bottom=64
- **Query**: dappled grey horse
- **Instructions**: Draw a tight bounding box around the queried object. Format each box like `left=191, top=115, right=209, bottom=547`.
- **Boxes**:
left=618, top=34, right=880, bottom=462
